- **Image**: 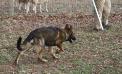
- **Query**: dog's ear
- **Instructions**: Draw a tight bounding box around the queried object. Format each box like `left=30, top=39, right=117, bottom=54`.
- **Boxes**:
left=65, top=24, right=72, bottom=30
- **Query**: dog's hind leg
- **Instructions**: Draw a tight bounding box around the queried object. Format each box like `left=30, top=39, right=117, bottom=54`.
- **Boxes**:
left=45, top=2, right=48, bottom=12
left=39, top=4, right=42, bottom=13
left=32, top=3, right=37, bottom=13
left=15, top=41, right=32, bottom=65
left=19, top=3, right=22, bottom=10
left=15, top=48, right=29, bottom=65
left=36, top=39, right=48, bottom=63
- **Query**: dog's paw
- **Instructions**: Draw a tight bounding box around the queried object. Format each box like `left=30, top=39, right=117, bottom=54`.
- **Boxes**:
left=55, top=49, right=65, bottom=54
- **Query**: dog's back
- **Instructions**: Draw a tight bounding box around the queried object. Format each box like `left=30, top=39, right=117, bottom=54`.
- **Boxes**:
left=24, top=26, right=61, bottom=46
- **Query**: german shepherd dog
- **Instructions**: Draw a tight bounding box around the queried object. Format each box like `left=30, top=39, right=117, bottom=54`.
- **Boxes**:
left=15, top=24, right=76, bottom=64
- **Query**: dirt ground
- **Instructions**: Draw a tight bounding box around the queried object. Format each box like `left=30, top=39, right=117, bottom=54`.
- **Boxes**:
left=0, top=0, right=122, bottom=74
left=0, top=13, right=122, bottom=74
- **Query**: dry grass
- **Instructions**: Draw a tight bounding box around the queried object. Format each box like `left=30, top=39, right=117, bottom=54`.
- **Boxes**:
left=0, top=13, right=122, bottom=74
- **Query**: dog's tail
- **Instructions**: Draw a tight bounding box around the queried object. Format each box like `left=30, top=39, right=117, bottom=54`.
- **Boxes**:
left=17, top=36, right=23, bottom=51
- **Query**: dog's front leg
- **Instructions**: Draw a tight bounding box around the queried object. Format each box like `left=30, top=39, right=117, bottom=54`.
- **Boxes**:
left=57, top=44, right=64, bottom=52
left=48, top=47, right=59, bottom=59
left=56, top=44, right=64, bottom=54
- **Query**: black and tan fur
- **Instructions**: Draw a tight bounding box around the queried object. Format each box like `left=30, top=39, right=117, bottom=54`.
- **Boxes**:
left=15, top=24, right=76, bottom=64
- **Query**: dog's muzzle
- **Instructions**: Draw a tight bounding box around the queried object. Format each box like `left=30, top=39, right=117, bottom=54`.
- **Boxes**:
left=68, top=36, right=76, bottom=43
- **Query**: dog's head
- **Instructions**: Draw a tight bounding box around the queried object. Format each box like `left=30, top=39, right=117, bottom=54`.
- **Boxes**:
left=64, top=24, right=76, bottom=43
